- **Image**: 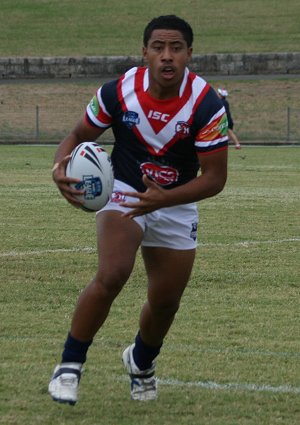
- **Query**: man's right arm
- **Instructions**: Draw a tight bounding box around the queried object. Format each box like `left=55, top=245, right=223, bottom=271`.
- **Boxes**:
left=52, top=116, right=105, bottom=208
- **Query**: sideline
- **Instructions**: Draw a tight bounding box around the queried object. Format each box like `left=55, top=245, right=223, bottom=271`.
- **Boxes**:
left=1, top=238, right=299, bottom=258
left=116, top=375, right=300, bottom=395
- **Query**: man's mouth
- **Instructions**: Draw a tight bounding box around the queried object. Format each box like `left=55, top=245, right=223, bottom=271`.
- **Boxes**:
left=161, top=66, right=175, bottom=79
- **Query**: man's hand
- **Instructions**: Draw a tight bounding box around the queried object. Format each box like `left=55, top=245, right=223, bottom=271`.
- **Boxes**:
left=120, top=148, right=227, bottom=219
left=52, top=155, right=85, bottom=208
left=120, top=175, right=168, bottom=218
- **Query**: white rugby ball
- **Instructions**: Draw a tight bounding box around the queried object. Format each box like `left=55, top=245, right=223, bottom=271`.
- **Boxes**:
left=66, top=141, right=114, bottom=212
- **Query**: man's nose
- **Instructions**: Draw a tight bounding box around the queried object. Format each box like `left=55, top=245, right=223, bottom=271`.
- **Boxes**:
left=161, top=46, right=173, bottom=61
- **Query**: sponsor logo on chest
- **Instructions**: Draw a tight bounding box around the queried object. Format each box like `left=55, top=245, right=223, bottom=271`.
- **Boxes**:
left=140, top=162, right=179, bottom=186
left=147, top=110, right=170, bottom=123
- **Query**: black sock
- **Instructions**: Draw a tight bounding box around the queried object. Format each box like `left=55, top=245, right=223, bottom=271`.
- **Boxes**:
left=61, top=332, right=93, bottom=364
left=132, top=332, right=162, bottom=370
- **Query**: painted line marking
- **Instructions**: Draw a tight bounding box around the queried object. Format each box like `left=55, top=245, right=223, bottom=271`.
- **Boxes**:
left=199, top=237, right=300, bottom=248
left=0, top=247, right=96, bottom=257
left=117, top=375, right=300, bottom=395
left=1, top=238, right=299, bottom=258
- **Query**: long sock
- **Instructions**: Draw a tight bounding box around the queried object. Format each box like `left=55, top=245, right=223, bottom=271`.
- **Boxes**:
left=61, top=332, right=93, bottom=364
left=132, top=331, right=162, bottom=370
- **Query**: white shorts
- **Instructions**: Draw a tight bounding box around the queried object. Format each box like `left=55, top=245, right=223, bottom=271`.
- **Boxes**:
left=98, top=180, right=199, bottom=250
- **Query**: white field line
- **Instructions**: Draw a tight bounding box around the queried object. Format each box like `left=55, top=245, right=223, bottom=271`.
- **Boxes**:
left=0, top=238, right=299, bottom=258
left=0, top=247, right=96, bottom=257
left=117, top=375, right=300, bottom=395
left=199, top=237, right=300, bottom=248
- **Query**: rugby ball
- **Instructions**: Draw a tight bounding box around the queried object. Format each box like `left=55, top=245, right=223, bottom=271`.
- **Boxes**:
left=66, top=141, right=114, bottom=212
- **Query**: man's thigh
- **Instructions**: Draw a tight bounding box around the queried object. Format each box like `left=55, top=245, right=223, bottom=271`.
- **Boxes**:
left=96, top=210, right=144, bottom=275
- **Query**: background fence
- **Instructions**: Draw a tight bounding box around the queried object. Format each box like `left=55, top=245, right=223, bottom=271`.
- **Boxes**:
left=1, top=104, right=299, bottom=145
left=1, top=77, right=300, bottom=145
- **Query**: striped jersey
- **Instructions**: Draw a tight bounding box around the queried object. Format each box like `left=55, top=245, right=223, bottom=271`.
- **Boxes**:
left=86, top=66, right=228, bottom=192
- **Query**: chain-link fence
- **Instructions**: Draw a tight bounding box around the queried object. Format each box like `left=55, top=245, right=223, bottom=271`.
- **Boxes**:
left=0, top=81, right=300, bottom=144
left=0, top=105, right=300, bottom=144
left=234, top=105, right=300, bottom=144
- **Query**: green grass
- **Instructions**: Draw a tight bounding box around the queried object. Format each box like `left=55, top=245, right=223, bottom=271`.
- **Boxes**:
left=1, top=0, right=300, bottom=56
left=0, top=146, right=300, bottom=424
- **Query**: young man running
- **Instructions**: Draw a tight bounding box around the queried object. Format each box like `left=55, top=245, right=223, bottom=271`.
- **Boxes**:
left=49, top=15, right=228, bottom=404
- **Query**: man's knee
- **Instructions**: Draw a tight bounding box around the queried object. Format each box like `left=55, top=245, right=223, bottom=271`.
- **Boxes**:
left=93, top=266, right=131, bottom=299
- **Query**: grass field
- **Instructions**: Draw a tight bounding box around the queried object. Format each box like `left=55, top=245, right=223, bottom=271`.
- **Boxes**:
left=0, top=145, right=299, bottom=424
left=1, top=0, right=300, bottom=56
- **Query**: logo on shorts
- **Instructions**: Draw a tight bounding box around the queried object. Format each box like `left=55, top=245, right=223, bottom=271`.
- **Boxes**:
left=111, top=191, right=126, bottom=203
left=140, top=162, right=179, bottom=186
left=190, top=222, right=198, bottom=241
left=122, top=111, right=140, bottom=129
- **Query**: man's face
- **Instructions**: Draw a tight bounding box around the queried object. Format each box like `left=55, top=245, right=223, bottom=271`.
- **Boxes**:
left=143, top=29, right=192, bottom=98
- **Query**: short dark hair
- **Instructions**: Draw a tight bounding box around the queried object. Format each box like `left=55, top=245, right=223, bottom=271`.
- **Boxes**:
left=143, top=15, right=194, bottom=48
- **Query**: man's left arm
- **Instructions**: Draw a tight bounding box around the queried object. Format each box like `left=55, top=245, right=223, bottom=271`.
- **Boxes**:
left=120, top=149, right=227, bottom=218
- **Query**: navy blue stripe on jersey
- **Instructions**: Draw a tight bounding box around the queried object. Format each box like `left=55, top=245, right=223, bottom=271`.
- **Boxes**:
left=85, top=67, right=228, bottom=192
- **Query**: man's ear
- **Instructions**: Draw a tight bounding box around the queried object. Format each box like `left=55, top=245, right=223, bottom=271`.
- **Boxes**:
left=142, top=46, right=148, bottom=62
left=187, top=47, right=193, bottom=62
